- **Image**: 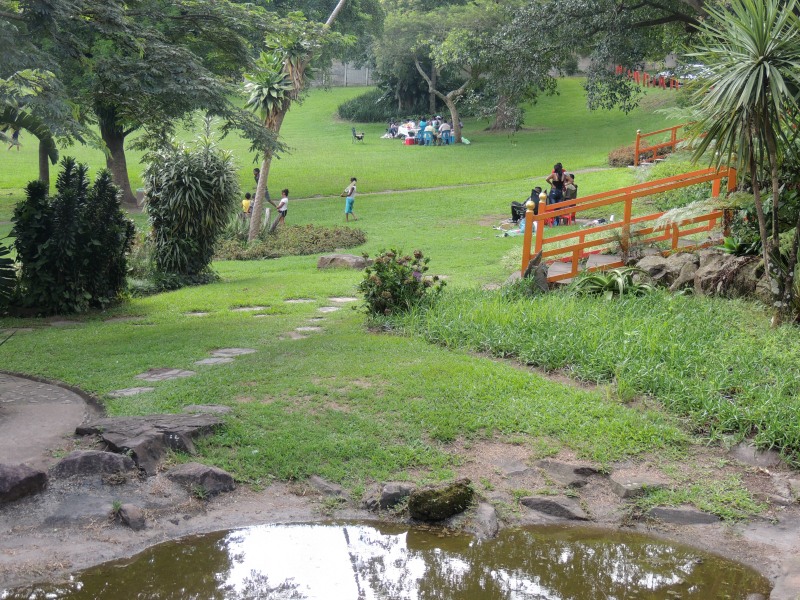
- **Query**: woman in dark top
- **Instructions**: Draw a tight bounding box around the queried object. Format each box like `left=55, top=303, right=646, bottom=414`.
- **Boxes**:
left=545, top=162, right=566, bottom=224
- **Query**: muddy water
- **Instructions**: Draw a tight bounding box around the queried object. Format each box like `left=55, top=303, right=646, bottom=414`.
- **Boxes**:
left=3, top=522, right=770, bottom=599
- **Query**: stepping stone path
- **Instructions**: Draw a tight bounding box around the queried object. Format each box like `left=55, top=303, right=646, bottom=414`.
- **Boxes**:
left=296, top=326, right=322, bottom=333
left=284, top=298, right=315, bottom=304
left=230, top=306, right=267, bottom=312
left=318, top=306, right=340, bottom=314
left=108, top=387, right=155, bottom=398
left=211, top=348, right=256, bottom=358
left=280, top=331, right=307, bottom=341
left=184, top=311, right=210, bottom=317
left=328, top=297, right=358, bottom=303
left=194, top=357, right=234, bottom=365
left=307, top=317, right=325, bottom=322
left=49, top=320, right=83, bottom=327
left=135, top=368, right=196, bottom=382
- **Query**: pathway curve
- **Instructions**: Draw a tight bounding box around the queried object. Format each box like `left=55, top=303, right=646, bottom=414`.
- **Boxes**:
left=0, top=373, right=92, bottom=469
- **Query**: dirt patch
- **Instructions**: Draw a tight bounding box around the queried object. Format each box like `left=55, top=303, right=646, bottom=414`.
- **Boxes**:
left=477, top=214, right=508, bottom=227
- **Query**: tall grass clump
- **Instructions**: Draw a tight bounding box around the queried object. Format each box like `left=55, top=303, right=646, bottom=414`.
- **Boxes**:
left=402, top=288, right=800, bottom=464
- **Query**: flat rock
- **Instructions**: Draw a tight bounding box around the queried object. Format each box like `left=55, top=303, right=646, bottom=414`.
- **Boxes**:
left=317, top=306, right=340, bottom=313
left=182, top=404, right=233, bottom=415
left=194, top=357, right=235, bottom=365
left=408, top=478, right=473, bottom=522
left=0, top=463, right=48, bottom=504
left=536, top=459, right=599, bottom=488
left=167, top=462, right=235, bottom=496
left=787, top=478, right=800, bottom=501
left=520, top=496, right=590, bottom=521
left=362, top=482, right=415, bottom=511
left=728, top=442, right=783, bottom=468
left=295, top=326, right=322, bottom=332
left=230, top=306, right=267, bottom=312
left=135, top=368, right=196, bottom=382
left=44, top=495, right=113, bottom=526
left=609, top=474, right=667, bottom=499
left=51, top=450, right=136, bottom=478
left=76, top=413, right=225, bottom=476
left=118, top=503, right=146, bottom=531
left=317, top=254, right=368, bottom=270
left=211, top=348, right=256, bottom=358
left=48, top=320, right=83, bottom=327
left=466, top=502, right=499, bottom=540
left=647, top=506, right=720, bottom=525
left=184, top=311, right=209, bottom=317
left=328, top=297, right=358, bottom=303
left=308, top=475, right=345, bottom=497
left=107, top=387, right=155, bottom=398
left=495, top=459, right=533, bottom=477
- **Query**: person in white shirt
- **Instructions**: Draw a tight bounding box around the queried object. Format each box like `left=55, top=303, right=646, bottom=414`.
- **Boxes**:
left=276, top=188, right=288, bottom=226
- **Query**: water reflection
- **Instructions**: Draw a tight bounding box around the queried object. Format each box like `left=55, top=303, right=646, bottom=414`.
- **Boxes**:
left=2, top=522, right=770, bottom=599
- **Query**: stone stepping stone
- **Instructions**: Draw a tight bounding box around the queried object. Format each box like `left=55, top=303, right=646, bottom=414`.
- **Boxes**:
left=211, top=348, right=256, bottom=358
left=1, top=327, right=35, bottom=335
left=295, top=326, right=323, bottom=333
left=647, top=506, right=720, bottom=525
left=135, top=368, right=196, bottom=382
left=284, top=298, right=315, bottom=304
left=253, top=314, right=271, bottom=318
left=103, top=316, right=143, bottom=323
left=328, top=296, right=358, bottom=303
left=49, top=320, right=83, bottom=327
left=108, top=387, right=155, bottom=398
left=609, top=473, right=668, bottom=499
left=307, top=317, right=325, bottom=322
left=280, top=331, right=307, bottom=341
left=318, top=306, right=340, bottom=314
left=194, top=357, right=235, bottom=365
left=185, top=311, right=210, bottom=317
left=230, top=306, right=267, bottom=312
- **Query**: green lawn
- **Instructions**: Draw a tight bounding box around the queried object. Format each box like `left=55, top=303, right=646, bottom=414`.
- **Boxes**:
left=1, top=78, right=776, bottom=518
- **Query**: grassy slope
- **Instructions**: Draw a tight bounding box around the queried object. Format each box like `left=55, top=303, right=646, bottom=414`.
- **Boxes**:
left=0, top=79, right=772, bottom=515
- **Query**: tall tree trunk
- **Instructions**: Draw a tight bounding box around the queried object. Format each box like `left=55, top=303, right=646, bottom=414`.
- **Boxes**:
left=248, top=110, right=287, bottom=242
left=414, top=58, right=470, bottom=144
left=443, top=95, right=463, bottom=143
left=38, top=141, right=50, bottom=192
left=429, top=66, right=437, bottom=115
left=489, top=95, right=513, bottom=131
left=97, top=105, right=137, bottom=206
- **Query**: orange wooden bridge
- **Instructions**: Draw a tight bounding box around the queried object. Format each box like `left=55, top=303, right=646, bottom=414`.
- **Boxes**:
left=520, top=166, right=737, bottom=283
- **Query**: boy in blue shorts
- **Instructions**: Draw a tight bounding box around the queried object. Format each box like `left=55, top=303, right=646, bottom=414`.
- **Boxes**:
left=343, top=177, right=358, bottom=222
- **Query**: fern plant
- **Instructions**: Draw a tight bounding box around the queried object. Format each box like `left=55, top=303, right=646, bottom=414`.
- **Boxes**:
left=0, top=241, right=15, bottom=309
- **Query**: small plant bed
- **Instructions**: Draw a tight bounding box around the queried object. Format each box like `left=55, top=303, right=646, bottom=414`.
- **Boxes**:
left=215, top=224, right=366, bottom=260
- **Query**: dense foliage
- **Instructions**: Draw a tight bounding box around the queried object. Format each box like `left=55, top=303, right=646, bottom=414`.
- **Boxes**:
left=0, top=241, right=14, bottom=310
left=11, top=158, right=134, bottom=313
left=143, top=134, right=240, bottom=285
left=337, top=89, right=425, bottom=123
left=216, top=224, right=367, bottom=260
left=358, top=249, right=444, bottom=316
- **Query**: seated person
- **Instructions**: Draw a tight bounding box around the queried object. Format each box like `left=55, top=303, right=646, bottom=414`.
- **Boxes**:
left=388, top=122, right=398, bottom=137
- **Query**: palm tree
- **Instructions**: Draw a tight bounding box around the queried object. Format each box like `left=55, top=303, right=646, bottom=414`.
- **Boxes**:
left=243, top=53, right=294, bottom=239
left=1, top=106, right=59, bottom=189
left=687, top=0, right=800, bottom=320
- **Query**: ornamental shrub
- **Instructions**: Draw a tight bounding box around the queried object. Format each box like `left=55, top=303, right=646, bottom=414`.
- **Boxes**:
left=0, top=240, right=15, bottom=310
left=143, top=133, right=239, bottom=284
left=358, top=249, right=445, bottom=316
left=11, top=158, right=135, bottom=314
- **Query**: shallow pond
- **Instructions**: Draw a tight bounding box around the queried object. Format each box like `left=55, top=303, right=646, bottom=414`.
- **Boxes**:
left=3, top=522, right=770, bottom=599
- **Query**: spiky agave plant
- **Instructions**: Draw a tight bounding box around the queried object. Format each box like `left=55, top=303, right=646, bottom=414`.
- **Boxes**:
left=571, top=267, right=657, bottom=300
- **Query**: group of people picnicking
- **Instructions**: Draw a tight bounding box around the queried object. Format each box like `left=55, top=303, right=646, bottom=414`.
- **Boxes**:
left=386, top=116, right=458, bottom=145
left=241, top=168, right=358, bottom=225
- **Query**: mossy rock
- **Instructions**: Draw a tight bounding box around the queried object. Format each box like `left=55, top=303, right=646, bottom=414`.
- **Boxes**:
left=408, top=478, right=473, bottom=521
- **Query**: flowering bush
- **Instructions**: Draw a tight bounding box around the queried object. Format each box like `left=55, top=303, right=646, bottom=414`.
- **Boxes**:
left=358, top=249, right=445, bottom=316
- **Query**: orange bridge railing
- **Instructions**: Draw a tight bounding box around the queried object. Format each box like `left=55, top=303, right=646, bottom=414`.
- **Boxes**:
left=634, top=123, right=691, bottom=167
left=520, top=166, right=737, bottom=282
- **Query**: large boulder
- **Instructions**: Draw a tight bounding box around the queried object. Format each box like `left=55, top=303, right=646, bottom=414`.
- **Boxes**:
left=362, top=482, right=415, bottom=511
left=0, top=463, right=47, bottom=504
left=76, top=412, right=226, bottom=476
left=166, top=462, right=235, bottom=497
left=694, top=253, right=759, bottom=297
left=635, top=253, right=698, bottom=288
left=669, top=261, right=699, bottom=292
left=317, top=254, right=369, bottom=270
left=51, top=450, right=136, bottom=479
left=408, top=478, right=473, bottom=522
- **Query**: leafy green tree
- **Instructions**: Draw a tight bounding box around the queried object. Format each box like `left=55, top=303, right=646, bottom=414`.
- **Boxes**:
left=143, top=124, right=240, bottom=284
left=11, top=158, right=135, bottom=314
left=687, top=0, right=800, bottom=321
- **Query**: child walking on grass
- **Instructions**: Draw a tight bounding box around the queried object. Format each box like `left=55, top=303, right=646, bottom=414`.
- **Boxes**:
left=343, top=177, right=358, bottom=222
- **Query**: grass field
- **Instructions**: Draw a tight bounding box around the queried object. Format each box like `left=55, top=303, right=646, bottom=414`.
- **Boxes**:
left=0, top=78, right=780, bottom=518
